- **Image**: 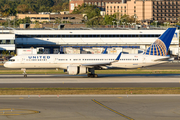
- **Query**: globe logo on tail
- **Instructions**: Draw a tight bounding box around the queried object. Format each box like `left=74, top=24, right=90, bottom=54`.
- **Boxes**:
left=145, top=39, right=167, bottom=56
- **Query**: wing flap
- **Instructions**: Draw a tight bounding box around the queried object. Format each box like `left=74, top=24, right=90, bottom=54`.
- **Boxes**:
left=80, top=52, right=122, bottom=67
left=154, top=57, right=170, bottom=61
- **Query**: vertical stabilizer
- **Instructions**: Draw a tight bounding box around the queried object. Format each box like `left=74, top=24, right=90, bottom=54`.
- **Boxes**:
left=145, top=28, right=176, bottom=56
left=102, top=48, right=107, bottom=54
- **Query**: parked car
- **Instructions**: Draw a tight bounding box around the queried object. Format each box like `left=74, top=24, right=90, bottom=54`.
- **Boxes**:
left=0, top=58, right=4, bottom=63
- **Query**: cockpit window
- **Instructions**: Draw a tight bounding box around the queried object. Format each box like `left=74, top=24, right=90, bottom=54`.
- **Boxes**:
left=9, top=59, right=15, bottom=62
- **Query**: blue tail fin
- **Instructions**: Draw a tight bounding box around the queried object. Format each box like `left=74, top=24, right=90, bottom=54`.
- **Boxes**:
left=102, top=48, right=107, bottom=54
left=145, top=28, right=176, bottom=56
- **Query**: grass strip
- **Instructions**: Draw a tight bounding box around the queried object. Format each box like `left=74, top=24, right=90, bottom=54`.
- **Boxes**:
left=1, top=69, right=180, bottom=74
left=0, top=88, right=180, bottom=95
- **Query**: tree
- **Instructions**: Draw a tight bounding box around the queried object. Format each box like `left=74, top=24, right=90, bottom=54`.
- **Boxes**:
left=17, top=4, right=29, bottom=13
left=0, top=0, right=69, bottom=15
left=39, top=6, right=51, bottom=12
left=51, top=5, right=62, bottom=12
left=34, top=22, right=41, bottom=28
left=62, top=2, right=69, bottom=11
left=104, top=15, right=117, bottom=25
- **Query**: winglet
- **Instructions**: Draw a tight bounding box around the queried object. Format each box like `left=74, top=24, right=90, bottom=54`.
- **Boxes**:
left=115, top=52, right=122, bottom=61
left=102, top=48, right=107, bottom=54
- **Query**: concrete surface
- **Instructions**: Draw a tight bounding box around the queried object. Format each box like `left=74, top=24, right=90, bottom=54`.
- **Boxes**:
left=0, top=96, right=180, bottom=120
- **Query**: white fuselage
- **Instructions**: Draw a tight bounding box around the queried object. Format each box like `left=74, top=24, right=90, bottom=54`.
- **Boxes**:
left=4, top=54, right=169, bottom=69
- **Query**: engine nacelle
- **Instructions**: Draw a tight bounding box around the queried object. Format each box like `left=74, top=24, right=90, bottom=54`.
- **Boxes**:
left=79, top=66, right=87, bottom=74
left=67, top=66, right=87, bottom=75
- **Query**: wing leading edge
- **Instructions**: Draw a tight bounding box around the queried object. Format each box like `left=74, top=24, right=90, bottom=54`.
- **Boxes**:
left=81, top=52, right=122, bottom=67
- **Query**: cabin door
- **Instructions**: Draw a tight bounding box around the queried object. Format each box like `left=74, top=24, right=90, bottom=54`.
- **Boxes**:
left=143, top=57, right=146, bottom=63
left=54, top=58, right=58, bottom=64
left=21, top=58, right=25, bottom=64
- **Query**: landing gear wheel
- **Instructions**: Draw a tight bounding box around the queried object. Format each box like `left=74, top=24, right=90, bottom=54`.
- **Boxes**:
left=21, top=68, right=27, bottom=78
left=88, top=74, right=98, bottom=78
left=94, top=74, right=98, bottom=78
left=87, top=74, right=91, bottom=77
left=90, top=74, right=94, bottom=78
left=24, top=74, right=27, bottom=78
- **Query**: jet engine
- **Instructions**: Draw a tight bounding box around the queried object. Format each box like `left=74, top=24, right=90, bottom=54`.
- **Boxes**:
left=67, top=66, right=88, bottom=75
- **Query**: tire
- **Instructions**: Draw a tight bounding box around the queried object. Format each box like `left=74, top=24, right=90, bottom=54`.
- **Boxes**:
left=90, top=74, right=94, bottom=78
left=94, top=74, right=98, bottom=78
left=24, top=74, right=27, bottom=78
left=87, top=74, right=91, bottom=77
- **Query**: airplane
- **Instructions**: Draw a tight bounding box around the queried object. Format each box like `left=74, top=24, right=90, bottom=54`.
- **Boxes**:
left=4, top=28, right=176, bottom=78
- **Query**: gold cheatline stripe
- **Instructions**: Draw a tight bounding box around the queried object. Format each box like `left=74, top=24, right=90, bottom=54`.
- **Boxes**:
left=92, top=99, right=134, bottom=120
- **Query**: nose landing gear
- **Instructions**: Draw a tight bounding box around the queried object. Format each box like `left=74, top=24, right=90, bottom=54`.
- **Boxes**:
left=21, top=68, right=27, bottom=78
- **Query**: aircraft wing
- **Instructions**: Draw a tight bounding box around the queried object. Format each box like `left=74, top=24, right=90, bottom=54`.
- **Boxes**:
left=81, top=52, right=122, bottom=67
left=154, top=57, right=170, bottom=61
left=81, top=62, right=112, bottom=67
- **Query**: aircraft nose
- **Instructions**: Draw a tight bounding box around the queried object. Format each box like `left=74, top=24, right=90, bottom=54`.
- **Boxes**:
left=4, top=62, right=8, bottom=68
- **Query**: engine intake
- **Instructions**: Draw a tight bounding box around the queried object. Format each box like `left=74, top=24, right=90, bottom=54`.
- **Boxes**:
left=67, top=66, right=87, bottom=75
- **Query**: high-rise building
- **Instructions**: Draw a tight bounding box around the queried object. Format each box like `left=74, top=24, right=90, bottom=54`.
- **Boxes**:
left=70, top=0, right=180, bottom=23
left=69, top=0, right=125, bottom=13
left=152, top=0, right=180, bottom=22
left=106, top=0, right=152, bottom=21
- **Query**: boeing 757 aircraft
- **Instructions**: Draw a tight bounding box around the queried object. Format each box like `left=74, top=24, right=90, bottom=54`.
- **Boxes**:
left=4, top=28, right=176, bottom=78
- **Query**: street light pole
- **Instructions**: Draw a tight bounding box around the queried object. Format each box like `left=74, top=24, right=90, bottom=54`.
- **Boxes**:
left=116, top=22, right=119, bottom=28
left=155, top=21, right=158, bottom=27
left=122, top=22, right=125, bottom=28
left=164, top=22, right=166, bottom=28
left=127, top=23, right=130, bottom=28
left=14, top=18, right=15, bottom=28
left=134, top=15, right=137, bottom=25
left=112, top=21, right=115, bottom=28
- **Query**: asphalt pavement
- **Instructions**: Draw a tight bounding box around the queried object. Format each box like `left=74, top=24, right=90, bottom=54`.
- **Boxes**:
left=0, top=74, right=180, bottom=88
left=0, top=96, right=180, bottom=120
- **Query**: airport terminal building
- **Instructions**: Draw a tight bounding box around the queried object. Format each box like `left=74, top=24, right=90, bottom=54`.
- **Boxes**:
left=0, top=28, right=179, bottom=56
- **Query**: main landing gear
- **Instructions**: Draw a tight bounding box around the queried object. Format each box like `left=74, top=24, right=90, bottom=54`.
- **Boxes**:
left=87, top=68, right=98, bottom=78
left=21, top=68, right=27, bottom=78
left=87, top=74, right=98, bottom=78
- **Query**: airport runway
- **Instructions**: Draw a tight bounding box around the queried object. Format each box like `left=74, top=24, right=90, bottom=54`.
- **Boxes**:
left=0, top=74, right=180, bottom=88
left=0, top=95, right=180, bottom=120
left=1, top=62, right=180, bottom=70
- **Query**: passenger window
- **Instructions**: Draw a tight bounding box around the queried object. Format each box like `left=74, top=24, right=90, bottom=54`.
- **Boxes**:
left=101, top=35, right=105, bottom=37
left=97, top=35, right=100, bottom=37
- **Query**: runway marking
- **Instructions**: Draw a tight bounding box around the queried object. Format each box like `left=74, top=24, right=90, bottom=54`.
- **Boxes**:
left=0, top=109, right=40, bottom=116
left=117, top=97, right=122, bottom=99
left=0, top=114, right=20, bottom=115
left=92, top=99, right=134, bottom=120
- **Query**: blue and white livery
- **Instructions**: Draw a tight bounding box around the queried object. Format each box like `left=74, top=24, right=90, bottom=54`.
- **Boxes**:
left=4, top=28, right=176, bottom=77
